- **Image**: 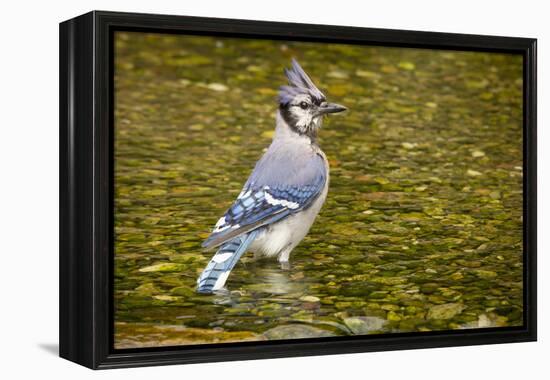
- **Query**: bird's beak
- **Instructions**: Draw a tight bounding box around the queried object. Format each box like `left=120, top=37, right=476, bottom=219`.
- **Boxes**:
left=316, top=102, right=347, bottom=116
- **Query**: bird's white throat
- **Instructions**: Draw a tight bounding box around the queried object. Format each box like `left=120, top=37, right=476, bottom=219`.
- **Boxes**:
left=274, top=110, right=318, bottom=146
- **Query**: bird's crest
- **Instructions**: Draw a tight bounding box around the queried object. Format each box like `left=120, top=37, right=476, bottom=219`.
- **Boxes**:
left=278, top=59, right=325, bottom=106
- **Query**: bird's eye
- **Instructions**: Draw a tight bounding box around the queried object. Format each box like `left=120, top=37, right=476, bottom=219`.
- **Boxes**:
left=300, top=101, right=309, bottom=109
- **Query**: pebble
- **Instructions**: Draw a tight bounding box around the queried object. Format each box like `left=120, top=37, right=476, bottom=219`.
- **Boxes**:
left=138, top=263, right=186, bottom=273
left=427, top=303, right=465, bottom=320
left=263, top=325, right=335, bottom=340
left=206, top=83, right=228, bottom=92
left=299, top=296, right=321, bottom=303
left=467, top=169, right=483, bottom=176
left=343, top=316, right=386, bottom=334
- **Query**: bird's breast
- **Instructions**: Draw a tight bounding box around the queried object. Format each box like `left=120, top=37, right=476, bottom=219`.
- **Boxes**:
left=249, top=177, right=329, bottom=259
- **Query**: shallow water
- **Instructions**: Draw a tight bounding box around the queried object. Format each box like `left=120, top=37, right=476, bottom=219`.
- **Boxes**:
left=113, top=32, right=523, bottom=348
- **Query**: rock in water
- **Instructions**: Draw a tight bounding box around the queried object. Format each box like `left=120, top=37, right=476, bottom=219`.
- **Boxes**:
left=343, top=316, right=386, bottom=334
left=427, top=303, right=465, bottom=320
left=263, top=325, right=335, bottom=340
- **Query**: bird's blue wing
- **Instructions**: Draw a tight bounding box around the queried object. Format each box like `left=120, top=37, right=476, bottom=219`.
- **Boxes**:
left=202, top=156, right=326, bottom=249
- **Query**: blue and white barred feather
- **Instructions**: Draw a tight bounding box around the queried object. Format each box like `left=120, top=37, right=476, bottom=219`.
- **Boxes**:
left=196, top=230, right=259, bottom=293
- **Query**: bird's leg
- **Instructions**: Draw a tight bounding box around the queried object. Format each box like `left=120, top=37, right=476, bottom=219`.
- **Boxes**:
left=280, top=261, right=291, bottom=270
left=278, top=247, right=292, bottom=270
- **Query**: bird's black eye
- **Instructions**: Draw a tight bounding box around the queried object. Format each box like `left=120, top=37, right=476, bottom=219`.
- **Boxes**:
left=300, top=101, right=309, bottom=109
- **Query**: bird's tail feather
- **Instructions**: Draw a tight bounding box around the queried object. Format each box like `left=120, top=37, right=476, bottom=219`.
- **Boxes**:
left=196, top=230, right=259, bottom=294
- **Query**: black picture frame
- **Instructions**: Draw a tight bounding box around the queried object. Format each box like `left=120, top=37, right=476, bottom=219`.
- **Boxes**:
left=59, top=10, right=537, bottom=369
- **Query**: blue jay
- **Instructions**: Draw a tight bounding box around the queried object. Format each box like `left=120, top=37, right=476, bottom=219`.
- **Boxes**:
left=196, top=59, right=346, bottom=293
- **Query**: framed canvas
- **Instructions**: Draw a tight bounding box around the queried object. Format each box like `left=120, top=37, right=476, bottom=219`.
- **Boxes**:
left=59, top=11, right=537, bottom=369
